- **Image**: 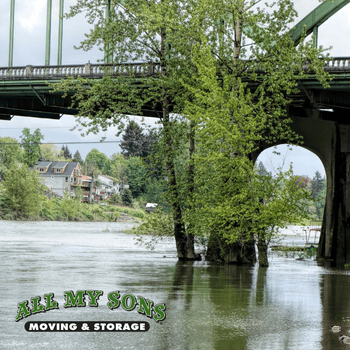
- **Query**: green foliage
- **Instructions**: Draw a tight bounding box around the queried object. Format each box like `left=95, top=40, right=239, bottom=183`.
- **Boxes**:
left=108, top=193, right=122, bottom=205
left=73, top=150, right=84, bottom=164
left=38, top=198, right=142, bottom=222
left=112, top=205, right=145, bottom=218
left=1, top=164, right=45, bottom=219
left=119, top=121, right=158, bottom=160
left=85, top=148, right=111, bottom=175
left=144, top=177, right=166, bottom=205
left=51, top=0, right=331, bottom=263
left=109, top=153, right=127, bottom=184
left=62, top=145, right=72, bottom=160
left=121, top=121, right=149, bottom=159
left=20, top=128, right=44, bottom=167
left=121, top=188, right=133, bottom=207
left=61, top=193, right=80, bottom=220
left=311, top=170, right=326, bottom=219
left=126, top=157, right=148, bottom=197
left=40, top=143, right=65, bottom=161
left=133, top=209, right=174, bottom=250
left=0, top=137, right=23, bottom=179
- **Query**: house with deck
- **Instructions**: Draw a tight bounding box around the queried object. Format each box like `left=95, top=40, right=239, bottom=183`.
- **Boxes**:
left=34, top=161, right=82, bottom=197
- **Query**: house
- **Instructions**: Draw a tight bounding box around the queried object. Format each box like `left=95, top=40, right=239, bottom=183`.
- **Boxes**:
left=81, top=175, right=93, bottom=202
left=97, top=174, right=119, bottom=200
left=34, top=161, right=82, bottom=197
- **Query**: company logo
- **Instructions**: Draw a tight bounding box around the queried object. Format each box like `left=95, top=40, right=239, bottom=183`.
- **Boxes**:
left=16, top=290, right=166, bottom=332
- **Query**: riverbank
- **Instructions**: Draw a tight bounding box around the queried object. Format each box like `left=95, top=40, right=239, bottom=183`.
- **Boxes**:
left=0, top=197, right=145, bottom=223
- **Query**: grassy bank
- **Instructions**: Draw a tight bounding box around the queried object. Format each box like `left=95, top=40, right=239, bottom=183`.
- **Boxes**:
left=0, top=196, right=146, bottom=222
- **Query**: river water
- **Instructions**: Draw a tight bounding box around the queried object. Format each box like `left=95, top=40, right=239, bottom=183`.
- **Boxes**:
left=1, top=221, right=349, bottom=350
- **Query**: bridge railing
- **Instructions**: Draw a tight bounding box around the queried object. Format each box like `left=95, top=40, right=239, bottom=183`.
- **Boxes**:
left=324, top=57, right=350, bottom=70
left=0, top=62, right=161, bottom=80
left=0, top=58, right=349, bottom=81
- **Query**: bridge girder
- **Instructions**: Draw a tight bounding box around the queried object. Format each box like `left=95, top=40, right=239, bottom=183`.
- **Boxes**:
left=290, top=0, right=350, bottom=45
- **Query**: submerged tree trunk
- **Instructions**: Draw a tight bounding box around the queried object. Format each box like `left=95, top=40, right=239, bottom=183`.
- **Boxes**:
left=257, top=236, right=268, bottom=267
left=162, top=113, right=199, bottom=260
left=160, top=28, right=199, bottom=261
left=206, top=232, right=256, bottom=264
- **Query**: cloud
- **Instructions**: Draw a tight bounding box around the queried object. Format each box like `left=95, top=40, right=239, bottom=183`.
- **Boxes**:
left=16, top=0, right=46, bottom=33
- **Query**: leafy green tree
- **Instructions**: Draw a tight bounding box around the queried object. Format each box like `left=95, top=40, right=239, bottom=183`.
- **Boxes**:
left=126, top=156, right=148, bottom=198
left=0, top=164, right=45, bottom=219
left=73, top=150, right=84, bottom=164
left=144, top=178, right=166, bottom=205
left=20, top=128, right=44, bottom=167
left=133, top=209, right=174, bottom=250
left=110, top=153, right=128, bottom=185
left=180, top=0, right=329, bottom=265
left=85, top=148, right=111, bottom=175
left=0, top=137, right=23, bottom=178
left=121, top=188, right=133, bottom=207
left=108, top=193, right=122, bottom=205
left=53, top=0, right=199, bottom=260
left=40, top=143, right=64, bottom=161
left=53, top=0, right=328, bottom=262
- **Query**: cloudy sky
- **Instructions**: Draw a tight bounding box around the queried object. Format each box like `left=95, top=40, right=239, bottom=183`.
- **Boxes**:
left=0, top=0, right=349, bottom=177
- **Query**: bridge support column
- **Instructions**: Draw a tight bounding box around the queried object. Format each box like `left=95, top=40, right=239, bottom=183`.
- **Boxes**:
left=321, top=124, right=350, bottom=264
left=288, top=113, right=350, bottom=265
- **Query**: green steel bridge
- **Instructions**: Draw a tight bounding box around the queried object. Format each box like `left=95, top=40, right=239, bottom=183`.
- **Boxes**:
left=1, top=0, right=350, bottom=265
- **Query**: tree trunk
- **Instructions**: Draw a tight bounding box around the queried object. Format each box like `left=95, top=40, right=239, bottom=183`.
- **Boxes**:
left=160, top=28, right=199, bottom=261
left=257, top=236, right=269, bottom=267
left=206, top=231, right=256, bottom=264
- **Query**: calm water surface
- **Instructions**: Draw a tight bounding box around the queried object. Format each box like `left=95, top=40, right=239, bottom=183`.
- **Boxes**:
left=1, top=221, right=349, bottom=350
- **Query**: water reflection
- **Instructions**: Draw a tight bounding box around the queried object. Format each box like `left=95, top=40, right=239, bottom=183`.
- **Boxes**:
left=320, top=273, right=350, bottom=349
left=1, top=221, right=350, bottom=349
left=207, top=265, right=253, bottom=350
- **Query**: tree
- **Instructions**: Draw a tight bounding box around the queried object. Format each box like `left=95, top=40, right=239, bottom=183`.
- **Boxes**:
left=53, top=0, right=328, bottom=263
left=311, top=170, right=326, bottom=219
left=120, top=121, right=145, bottom=158
left=256, top=161, right=270, bottom=177
left=120, top=121, right=158, bottom=159
left=62, top=145, right=72, bottom=160
left=121, top=188, right=133, bottom=207
left=54, top=0, right=199, bottom=260
left=40, top=143, right=64, bottom=161
left=110, top=153, right=128, bottom=185
left=20, top=128, right=44, bottom=167
left=126, top=156, right=148, bottom=198
left=73, top=150, right=84, bottom=164
left=85, top=149, right=111, bottom=175
left=0, top=137, right=23, bottom=179
left=179, top=0, right=329, bottom=265
left=0, top=164, right=45, bottom=219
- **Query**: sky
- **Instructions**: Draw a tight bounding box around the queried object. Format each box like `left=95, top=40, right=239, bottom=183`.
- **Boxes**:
left=1, top=0, right=349, bottom=178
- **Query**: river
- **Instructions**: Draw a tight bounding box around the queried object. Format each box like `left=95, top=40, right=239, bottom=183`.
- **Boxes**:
left=1, top=221, right=349, bottom=350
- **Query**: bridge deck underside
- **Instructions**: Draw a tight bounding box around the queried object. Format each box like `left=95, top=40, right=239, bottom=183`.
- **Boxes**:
left=1, top=75, right=350, bottom=122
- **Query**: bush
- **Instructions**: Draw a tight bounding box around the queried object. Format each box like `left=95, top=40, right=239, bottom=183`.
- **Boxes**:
left=108, top=193, right=122, bottom=205
left=121, top=188, right=133, bottom=207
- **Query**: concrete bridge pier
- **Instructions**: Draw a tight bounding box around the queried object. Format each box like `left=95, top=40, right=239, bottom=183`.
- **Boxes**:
left=287, top=111, right=350, bottom=265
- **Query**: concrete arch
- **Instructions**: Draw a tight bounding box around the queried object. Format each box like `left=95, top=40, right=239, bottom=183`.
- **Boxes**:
left=252, top=114, right=350, bottom=265
left=255, top=143, right=326, bottom=179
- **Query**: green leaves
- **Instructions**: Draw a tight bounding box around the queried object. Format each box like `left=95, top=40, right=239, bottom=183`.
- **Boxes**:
left=1, top=164, right=45, bottom=219
left=20, top=128, right=44, bottom=167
